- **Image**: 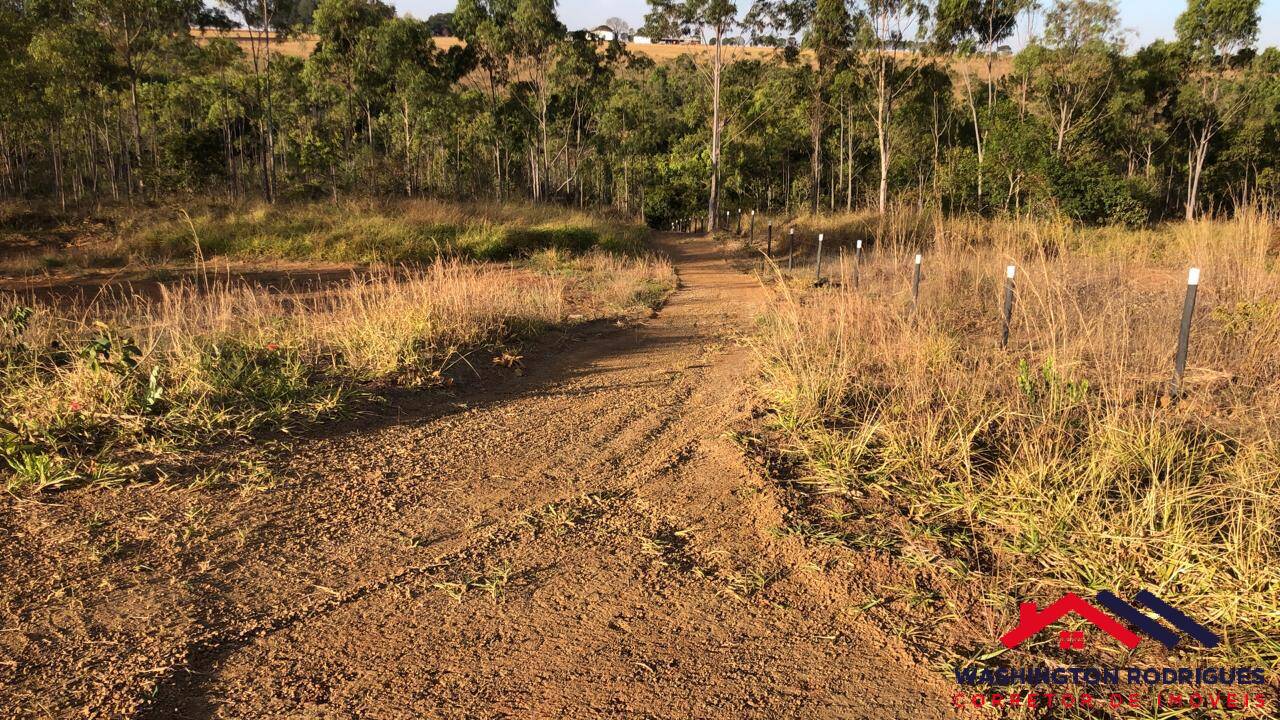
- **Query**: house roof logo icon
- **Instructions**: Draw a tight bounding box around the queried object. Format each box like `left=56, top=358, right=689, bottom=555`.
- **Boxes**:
left=1000, top=591, right=1221, bottom=651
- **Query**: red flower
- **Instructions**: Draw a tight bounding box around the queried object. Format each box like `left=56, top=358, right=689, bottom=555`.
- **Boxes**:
left=266, top=343, right=280, bottom=352
left=69, top=401, right=83, bottom=412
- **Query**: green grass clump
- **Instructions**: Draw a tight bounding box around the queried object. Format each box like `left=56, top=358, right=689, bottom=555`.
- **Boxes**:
left=129, top=201, right=647, bottom=265
left=0, top=199, right=651, bottom=277
left=0, top=318, right=343, bottom=494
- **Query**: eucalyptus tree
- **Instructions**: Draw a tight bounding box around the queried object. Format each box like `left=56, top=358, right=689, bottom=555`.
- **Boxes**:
left=604, top=16, right=634, bottom=35
left=646, top=0, right=739, bottom=230
left=1104, top=41, right=1179, bottom=181
left=1018, top=0, right=1123, bottom=157
left=744, top=0, right=852, bottom=213
left=1, top=0, right=1276, bottom=227
left=1222, top=48, right=1280, bottom=207
left=860, top=0, right=931, bottom=214
left=515, top=0, right=567, bottom=202
left=26, top=16, right=120, bottom=206
left=1174, top=0, right=1261, bottom=219
left=220, top=0, right=307, bottom=200
left=598, top=60, right=655, bottom=215
left=305, top=0, right=395, bottom=191
left=932, top=0, right=1028, bottom=207
left=0, top=4, right=42, bottom=196
left=811, top=0, right=853, bottom=213
left=76, top=0, right=203, bottom=196
left=550, top=34, right=624, bottom=206
left=363, top=17, right=458, bottom=196
left=454, top=0, right=520, bottom=198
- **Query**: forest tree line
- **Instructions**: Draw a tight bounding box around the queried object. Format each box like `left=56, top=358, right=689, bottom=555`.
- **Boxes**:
left=1, top=0, right=1277, bottom=228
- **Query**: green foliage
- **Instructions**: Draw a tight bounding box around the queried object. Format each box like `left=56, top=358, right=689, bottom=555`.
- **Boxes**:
left=0, top=0, right=1277, bottom=226
left=1212, top=299, right=1279, bottom=338
left=5, top=450, right=79, bottom=493
left=1046, top=157, right=1151, bottom=227
left=199, top=340, right=313, bottom=411
left=1175, top=0, right=1261, bottom=61
left=933, top=0, right=1027, bottom=50
left=2, top=306, right=33, bottom=338
left=1015, top=357, right=1090, bottom=410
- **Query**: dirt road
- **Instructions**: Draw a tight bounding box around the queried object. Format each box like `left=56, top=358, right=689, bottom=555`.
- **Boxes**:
left=3, top=234, right=963, bottom=718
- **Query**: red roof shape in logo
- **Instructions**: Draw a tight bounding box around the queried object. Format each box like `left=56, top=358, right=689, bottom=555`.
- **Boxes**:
left=1001, top=593, right=1141, bottom=650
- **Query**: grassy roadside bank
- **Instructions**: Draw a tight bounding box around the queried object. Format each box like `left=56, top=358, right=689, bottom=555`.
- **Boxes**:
left=0, top=199, right=649, bottom=275
left=0, top=199, right=674, bottom=494
left=748, top=211, right=1280, bottom=679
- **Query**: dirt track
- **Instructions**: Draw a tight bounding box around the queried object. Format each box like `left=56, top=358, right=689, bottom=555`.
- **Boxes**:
left=2, top=233, right=963, bottom=718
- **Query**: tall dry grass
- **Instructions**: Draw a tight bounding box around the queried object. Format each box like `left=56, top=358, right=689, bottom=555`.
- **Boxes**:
left=753, top=210, right=1280, bottom=672
left=1, top=250, right=674, bottom=492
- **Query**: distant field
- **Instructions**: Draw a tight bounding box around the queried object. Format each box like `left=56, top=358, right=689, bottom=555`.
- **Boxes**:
left=192, top=28, right=328, bottom=58
left=190, top=28, right=1011, bottom=78
left=191, top=28, right=788, bottom=62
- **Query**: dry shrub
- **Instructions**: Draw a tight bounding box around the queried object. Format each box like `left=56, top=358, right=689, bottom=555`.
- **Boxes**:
left=753, top=211, right=1280, bottom=670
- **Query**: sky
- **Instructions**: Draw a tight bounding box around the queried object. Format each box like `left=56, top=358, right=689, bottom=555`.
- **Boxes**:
left=395, top=0, right=1280, bottom=50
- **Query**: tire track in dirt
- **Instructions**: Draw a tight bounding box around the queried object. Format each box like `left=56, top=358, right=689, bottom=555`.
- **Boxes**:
left=136, top=233, right=966, bottom=719
left=6, top=234, right=966, bottom=718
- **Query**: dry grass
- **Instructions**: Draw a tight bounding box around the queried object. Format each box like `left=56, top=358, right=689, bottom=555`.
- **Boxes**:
left=752, top=208, right=1280, bottom=675
left=0, top=198, right=649, bottom=277
left=0, top=250, right=674, bottom=492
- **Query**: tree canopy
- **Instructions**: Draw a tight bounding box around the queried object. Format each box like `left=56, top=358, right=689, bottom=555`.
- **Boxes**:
left=0, top=0, right=1276, bottom=226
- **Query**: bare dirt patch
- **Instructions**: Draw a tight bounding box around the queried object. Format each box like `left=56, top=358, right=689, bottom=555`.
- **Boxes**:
left=1, top=234, right=963, bottom=718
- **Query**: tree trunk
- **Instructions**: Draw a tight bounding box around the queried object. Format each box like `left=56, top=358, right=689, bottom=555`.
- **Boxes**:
left=51, top=127, right=65, bottom=211
left=962, top=71, right=984, bottom=209
left=846, top=100, right=854, bottom=212
left=262, top=5, right=276, bottom=202
left=707, top=26, right=724, bottom=232
left=810, top=89, right=822, bottom=215
left=403, top=98, right=413, bottom=196
left=876, top=78, right=889, bottom=215
left=1185, top=128, right=1212, bottom=222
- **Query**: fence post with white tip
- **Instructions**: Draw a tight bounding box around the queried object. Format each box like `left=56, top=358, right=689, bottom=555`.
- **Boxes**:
left=749, top=210, right=755, bottom=245
left=854, top=240, right=862, bottom=289
left=766, top=222, right=773, bottom=256
left=788, top=228, right=795, bottom=270
left=912, top=253, right=922, bottom=309
left=1001, top=265, right=1016, bottom=349
left=1170, top=268, right=1201, bottom=400
left=815, top=234, right=825, bottom=284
